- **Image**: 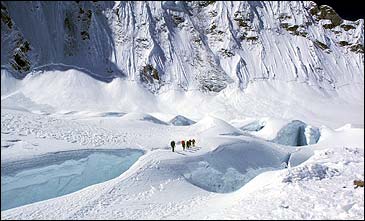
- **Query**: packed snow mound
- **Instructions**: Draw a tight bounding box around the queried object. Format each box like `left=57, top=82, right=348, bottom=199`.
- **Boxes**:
left=120, top=112, right=168, bottom=125
left=169, top=115, right=196, bottom=126
left=174, top=140, right=291, bottom=193
left=271, top=120, right=321, bottom=146
left=282, top=163, right=340, bottom=183
left=192, top=116, right=243, bottom=136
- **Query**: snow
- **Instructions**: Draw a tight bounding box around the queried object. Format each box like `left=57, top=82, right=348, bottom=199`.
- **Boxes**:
left=191, top=115, right=243, bottom=136
left=1, top=89, right=363, bottom=219
left=168, top=115, right=196, bottom=126
left=120, top=112, right=168, bottom=125
left=1, top=62, right=363, bottom=220
left=1, top=1, right=364, bottom=219
left=239, top=119, right=266, bottom=132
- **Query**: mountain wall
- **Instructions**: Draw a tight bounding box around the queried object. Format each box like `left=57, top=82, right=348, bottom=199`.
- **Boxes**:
left=2, top=1, right=363, bottom=93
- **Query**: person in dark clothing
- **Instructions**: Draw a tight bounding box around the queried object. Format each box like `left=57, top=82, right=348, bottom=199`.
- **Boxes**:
left=181, top=140, right=185, bottom=151
left=170, top=140, right=175, bottom=152
left=187, top=140, right=191, bottom=149
left=192, top=139, right=195, bottom=147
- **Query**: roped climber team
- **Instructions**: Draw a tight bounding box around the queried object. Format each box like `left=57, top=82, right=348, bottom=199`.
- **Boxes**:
left=170, top=139, right=196, bottom=152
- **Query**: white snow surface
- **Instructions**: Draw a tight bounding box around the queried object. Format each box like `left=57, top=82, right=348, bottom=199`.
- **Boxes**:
left=1, top=68, right=364, bottom=219
left=1, top=0, right=364, bottom=219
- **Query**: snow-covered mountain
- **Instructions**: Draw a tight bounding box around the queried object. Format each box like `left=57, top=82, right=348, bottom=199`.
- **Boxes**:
left=2, top=1, right=363, bottom=92
left=1, top=1, right=364, bottom=128
left=1, top=2, right=364, bottom=219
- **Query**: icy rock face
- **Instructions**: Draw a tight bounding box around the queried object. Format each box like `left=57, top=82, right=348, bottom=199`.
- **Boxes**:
left=1, top=1, right=364, bottom=92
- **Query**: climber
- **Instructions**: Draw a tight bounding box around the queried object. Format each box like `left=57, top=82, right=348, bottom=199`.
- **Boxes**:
left=170, top=140, right=175, bottom=152
left=181, top=140, right=185, bottom=151
left=192, top=139, right=195, bottom=147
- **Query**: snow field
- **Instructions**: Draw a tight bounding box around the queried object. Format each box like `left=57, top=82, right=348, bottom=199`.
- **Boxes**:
left=1, top=69, right=363, bottom=219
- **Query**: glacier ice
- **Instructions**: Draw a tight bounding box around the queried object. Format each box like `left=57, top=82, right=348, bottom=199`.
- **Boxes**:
left=1, top=149, right=143, bottom=211
left=177, top=140, right=291, bottom=193
left=272, top=120, right=321, bottom=146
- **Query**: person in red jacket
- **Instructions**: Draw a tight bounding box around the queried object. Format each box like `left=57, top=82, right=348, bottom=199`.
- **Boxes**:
left=181, top=140, right=185, bottom=151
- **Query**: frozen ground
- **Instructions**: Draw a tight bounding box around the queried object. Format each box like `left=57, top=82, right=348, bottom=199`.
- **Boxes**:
left=1, top=69, right=364, bottom=219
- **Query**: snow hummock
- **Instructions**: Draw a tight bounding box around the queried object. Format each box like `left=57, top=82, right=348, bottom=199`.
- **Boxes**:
left=282, top=163, right=340, bottom=183
left=191, top=116, right=243, bottom=136
left=169, top=115, right=196, bottom=126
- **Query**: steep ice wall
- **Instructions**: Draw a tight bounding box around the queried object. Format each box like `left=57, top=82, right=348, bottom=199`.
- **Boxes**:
left=1, top=1, right=363, bottom=93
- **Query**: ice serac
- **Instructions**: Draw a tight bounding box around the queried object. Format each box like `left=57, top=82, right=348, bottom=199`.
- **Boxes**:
left=272, top=120, right=321, bottom=146
left=1, top=1, right=363, bottom=92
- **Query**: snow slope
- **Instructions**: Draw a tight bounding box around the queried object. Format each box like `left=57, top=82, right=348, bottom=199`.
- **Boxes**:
left=1, top=1, right=363, bottom=127
left=1, top=69, right=363, bottom=128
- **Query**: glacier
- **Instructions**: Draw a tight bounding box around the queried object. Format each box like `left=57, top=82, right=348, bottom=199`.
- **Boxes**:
left=1, top=1, right=364, bottom=220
